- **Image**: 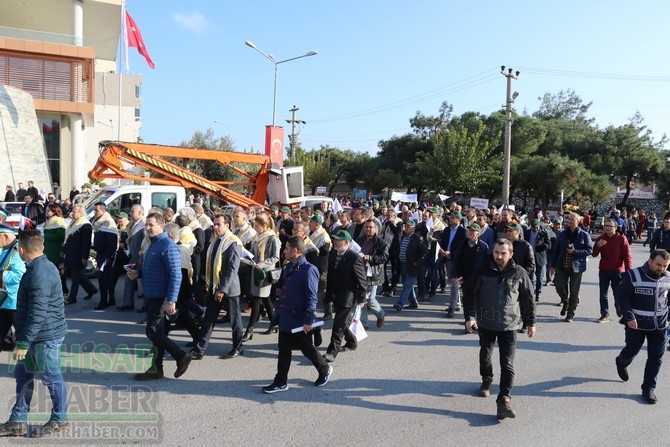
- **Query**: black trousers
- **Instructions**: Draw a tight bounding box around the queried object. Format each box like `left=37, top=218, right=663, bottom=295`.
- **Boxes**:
left=478, top=327, right=517, bottom=399
left=145, top=298, right=187, bottom=372
left=0, top=309, right=15, bottom=352
left=67, top=267, right=97, bottom=302
left=274, top=330, right=329, bottom=386
left=246, top=296, right=275, bottom=331
left=194, top=294, right=243, bottom=355
left=98, top=257, right=115, bottom=305
left=616, top=326, right=667, bottom=391
left=326, top=304, right=356, bottom=357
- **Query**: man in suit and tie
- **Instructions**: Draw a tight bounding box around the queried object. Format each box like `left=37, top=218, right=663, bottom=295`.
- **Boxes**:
left=323, top=230, right=367, bottom=363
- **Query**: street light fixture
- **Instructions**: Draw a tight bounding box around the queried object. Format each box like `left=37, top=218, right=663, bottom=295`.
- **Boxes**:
left=244, top=40, right=318, bottom=127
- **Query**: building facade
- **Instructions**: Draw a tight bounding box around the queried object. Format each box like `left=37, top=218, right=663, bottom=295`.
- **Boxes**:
left=0, top=0, right=142, bottom=194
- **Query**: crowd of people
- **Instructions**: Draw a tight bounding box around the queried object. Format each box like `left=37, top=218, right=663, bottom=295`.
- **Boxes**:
left=2, top=185, right=670, bottom=434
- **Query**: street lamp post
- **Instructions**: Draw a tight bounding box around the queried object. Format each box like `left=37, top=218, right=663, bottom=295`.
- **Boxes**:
left=244, top=41, right=318, bottom=127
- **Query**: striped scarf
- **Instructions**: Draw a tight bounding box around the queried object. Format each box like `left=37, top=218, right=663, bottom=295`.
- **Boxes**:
left=205, top=231, right=242, bottom=289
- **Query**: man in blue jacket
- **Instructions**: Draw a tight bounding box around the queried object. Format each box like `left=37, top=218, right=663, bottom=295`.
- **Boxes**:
left=0, top=224, right=25, bottom=353
left=549, top=212, right=593, bottom=322
left=615, top=249, right=670, bottom=404
left=0, top=230, right=68, bottom=438
left=127, top=212, right=191, bottom=380
left=263, top=236, right=332, bottom=393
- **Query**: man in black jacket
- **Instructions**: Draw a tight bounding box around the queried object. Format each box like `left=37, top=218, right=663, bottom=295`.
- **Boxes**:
left=63, top=205, right=97, bottom=304
left=467, top=239, right=536, bottom=420
left=357, top=219, right=389, bottom=328
left=323, top=230, right=367, bottom=362
left=393, top=220, right=428, bottom=311
left=524, top=219, right=552, bottom=301
left=439, top=212, right=467, bottom=317
left=452, top=223, right=489, bottom=331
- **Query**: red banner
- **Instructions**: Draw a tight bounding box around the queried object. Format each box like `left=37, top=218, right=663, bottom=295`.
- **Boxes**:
left=265, top=126, right=284, bottom=167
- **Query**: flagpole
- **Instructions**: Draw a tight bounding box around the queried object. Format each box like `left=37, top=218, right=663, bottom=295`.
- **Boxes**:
left=117, top=0, right=126, bottom=142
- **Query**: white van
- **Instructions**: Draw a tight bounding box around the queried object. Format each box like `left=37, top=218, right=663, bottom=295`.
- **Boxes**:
left=79, top=185, right=187, bottom=221
left=300, top=195, right=333, bottom=212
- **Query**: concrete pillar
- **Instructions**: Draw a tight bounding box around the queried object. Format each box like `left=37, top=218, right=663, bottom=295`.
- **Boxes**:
left=70, top=114, right=86, bottom=190
left=73, top=0, right=83, bottom=46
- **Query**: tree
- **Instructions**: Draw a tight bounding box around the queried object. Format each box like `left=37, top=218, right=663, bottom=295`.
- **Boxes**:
left=533, top=89, right=594, bottom=123
left=377, top=134, right=432, bottom=195
left=408, top=120, right=499, bottom=197
left=409, top=101, right=453, bottom=138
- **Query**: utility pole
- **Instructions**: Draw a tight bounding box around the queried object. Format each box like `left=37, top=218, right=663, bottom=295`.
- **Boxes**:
left=501, top=66, right=519, bottom=206
left=286, top=105, right=306, bottom=163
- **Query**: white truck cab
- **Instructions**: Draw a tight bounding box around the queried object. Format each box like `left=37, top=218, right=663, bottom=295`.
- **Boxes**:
left=80, top=185, right=188, bottom=220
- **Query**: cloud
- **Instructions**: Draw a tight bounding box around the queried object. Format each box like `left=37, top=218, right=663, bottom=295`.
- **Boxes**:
left=172, top=11, right=211, bottom=33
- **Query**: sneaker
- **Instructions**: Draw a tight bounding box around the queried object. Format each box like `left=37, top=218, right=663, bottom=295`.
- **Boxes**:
left=535, top=294, right=540, bottom=302
left=0, top=420, right=27, bottom=437
left=597, top=315, right=609, bottom=323
left=479, top=376, right=493, bottom=397
left=315, top=365, right=333, bottom=387
left=642, top=389, right=657, bottom=404
left=262, top=382, right=288, bottom=394
left=496, top=396, right=516, bottom=419
left=564, top=311, right=574, bottom=323
left=32, top=420, right=69, bottom=438
left=617, top=364, right=629, bottom=382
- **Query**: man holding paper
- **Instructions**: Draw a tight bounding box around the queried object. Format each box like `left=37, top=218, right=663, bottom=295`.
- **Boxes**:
left=263, top=236, right=332, bottom=393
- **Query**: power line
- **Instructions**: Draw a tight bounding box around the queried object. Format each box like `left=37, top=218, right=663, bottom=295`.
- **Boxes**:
left=517, top=67, right=670, bottom=82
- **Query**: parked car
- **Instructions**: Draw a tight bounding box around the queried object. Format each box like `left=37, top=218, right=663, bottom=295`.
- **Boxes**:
left=0, top=202, right=25, bottom=229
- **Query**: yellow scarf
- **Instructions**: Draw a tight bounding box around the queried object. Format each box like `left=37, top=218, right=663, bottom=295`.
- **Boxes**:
left=252, top=229, right=276, bottom=261
left=44, top=215, right=65, bottom=231
left=65, top=216, right=90, bottom=242
left=205, top=231, right=242, bottom=289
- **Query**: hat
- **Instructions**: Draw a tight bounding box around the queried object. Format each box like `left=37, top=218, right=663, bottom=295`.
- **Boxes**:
left=330, top=230, right=352, bottom=242
left=506, top=223, right=522, bottom=231
left=467, top=223, right=481, bottom=231
left=310, top=215, right=323, bottom=225
left=404, top=219, right=416, bottom=227
left=280, top=206, right=291, bottom=214
left=530, top=219, right=541, bottom=228
left=373, top=200, right=379, bottom=205
left=449, top=212, right=463, bottom=219
left=313, top=209, right=323, bottom=215
left=116, top=212, right=129, bottom=219
left=0, top=223, right=18, bottom=234
left=253, top=267, right=267, bottom=287
left=614, top=209, right=621, bottom=214
left=270, top=205, right=279, bottom=211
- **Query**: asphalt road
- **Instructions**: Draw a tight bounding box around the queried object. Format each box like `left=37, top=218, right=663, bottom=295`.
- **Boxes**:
left=0, top=238, right=667, bottom=446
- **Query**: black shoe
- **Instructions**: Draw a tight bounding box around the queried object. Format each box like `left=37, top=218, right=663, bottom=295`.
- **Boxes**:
left=406, top=303, right=419, bottom=309
left=0, top=420, right=28, bottom=437
left=315, top=365, right=333, bottom=387
left=242, top=329, right=254, bottom=342
left=393, top=303, right=402, bottom=312
left=313, top=326, right=323, bottom=347
left=32, top=420, right=69, bottom=438
left=617, top=364, right=629, bottom=381
left=338, top=344, right=357, bottom=352
left=323, top=352, right=335, bottom=362
left=479, top=376, right=493, bottom=397
left=191, top=351, right=204, bottom=360
left=94, top=302, right=110, bottom=310
left=263, top=382, right=288, bottom=394
left=496, top=396, right=516, bottom=419
left=137, top=306, right=147, bottom=313
left=174, top=351, right=192, bottom=378
left=134, top=370, right=164, bottom=381
left=322, top=313, right=333, bottom=321
left=222, top=348, right=243, bottom=359
left=560, top=302, right=568, bottom=316
left=446, top=308, right=455, bottom=318
left=642, top=389, right=657, bottom=404
left=116, top=305, right=134, bottom=311
left=137, top=319, right=147, bottom=325
left=64, top=299, right=77, bottom=305
left=262, top=326, right=278, bottom=335
left=564, top=311, right=574, bottom=323
left=185, top=341, right=197, bottom=348
left=83, top=289, right=98, bottom=300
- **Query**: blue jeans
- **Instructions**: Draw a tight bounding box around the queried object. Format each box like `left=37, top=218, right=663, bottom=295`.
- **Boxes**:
left=11, top=336, right=67, bottom=422
left=396, top=264, right=418, bottom=307
left=445, top=259, right=460, bottom=309
left=362, top=285, right=384, bottom=324
left=599, top=271, right=624, bottom=316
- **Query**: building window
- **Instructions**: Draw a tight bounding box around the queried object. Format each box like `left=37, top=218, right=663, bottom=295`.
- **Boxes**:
left=41, top=118, right=61, bottom=186
left=134, top=107, right=141, bottom=121
left=135, top=84, right=142, bottom=99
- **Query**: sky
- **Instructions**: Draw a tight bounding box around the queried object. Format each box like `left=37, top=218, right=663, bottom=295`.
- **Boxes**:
left=121, top=1, right=670, bottom=156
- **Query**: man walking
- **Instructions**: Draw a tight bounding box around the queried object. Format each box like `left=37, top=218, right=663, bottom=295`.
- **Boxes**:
left=357, top=219, right=389, bottom=328
left=63, top=205, right=97, bottom=305
left=524, top=219, right=551, bottom=302
left=0, top=230, right=68, bottom=437
left=592, top=219, right=632, bottom=323
left=191, top=214, right=243, bottom=360
left=615, top=250, right=670, bottom=404
left=549, top=212, right=593, bottom=322
left=128, top=213, right=192, bottom=380
left=323, top=230, right=367, bottom=362
left=393, top=220, right=428, bottom=312
left=263, top=236, right=332, bottom=393
left=466, top=239, right=536, bottom=420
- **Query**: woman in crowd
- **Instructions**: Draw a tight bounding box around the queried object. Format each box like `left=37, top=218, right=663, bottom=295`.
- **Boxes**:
left=241, top=212, right=280, bottom=341
left=43, top=203, right=68, bottom=294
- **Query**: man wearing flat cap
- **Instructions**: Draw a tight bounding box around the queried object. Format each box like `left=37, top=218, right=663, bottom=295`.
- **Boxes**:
left=393, top=219, right=427, bottom=312
left=323, top=230, right=367, bottom=363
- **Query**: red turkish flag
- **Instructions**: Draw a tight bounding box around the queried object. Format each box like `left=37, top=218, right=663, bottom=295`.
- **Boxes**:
left=125, top=11, right=155, bottom=69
